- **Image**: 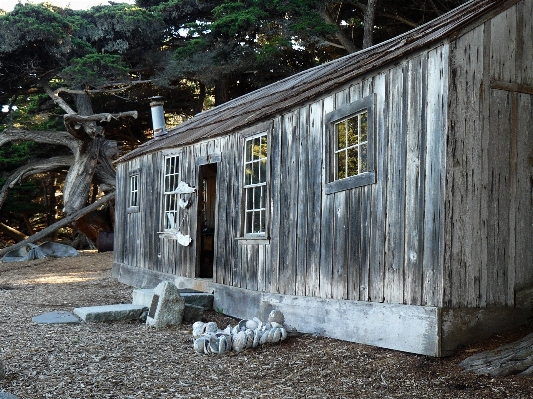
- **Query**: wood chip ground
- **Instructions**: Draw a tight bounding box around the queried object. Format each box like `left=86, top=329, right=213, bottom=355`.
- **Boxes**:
left=0, top=252, right=532, bottom=398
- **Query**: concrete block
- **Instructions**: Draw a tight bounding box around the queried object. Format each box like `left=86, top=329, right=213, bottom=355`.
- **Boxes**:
left=32, top=311, right=80, bottom=324
left=73, top=304, right=147, bottom=322
left=146, top=281, right=185, bottom=328
left=183, top=304, right=204, bottom=323
left=132, top=287, right=213, bottom=310
left=132, top=288, right=154, bottom=307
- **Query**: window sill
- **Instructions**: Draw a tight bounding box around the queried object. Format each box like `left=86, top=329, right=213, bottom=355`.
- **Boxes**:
left=235, top=236, right=270, bottom=245
left=325, top=172, right=375, bottom=195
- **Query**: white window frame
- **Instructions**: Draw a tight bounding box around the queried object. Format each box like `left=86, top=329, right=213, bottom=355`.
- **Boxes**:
left=162, top=153, right=181, bottom=231
left=242, top=131, right=269, bottom=237
left=127, top=169, right=140, bottom=213
left=325, top=94, right=375, bottom=194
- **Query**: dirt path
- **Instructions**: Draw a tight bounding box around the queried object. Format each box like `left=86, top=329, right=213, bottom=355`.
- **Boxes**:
left=0, top=252, right=532, bottom=398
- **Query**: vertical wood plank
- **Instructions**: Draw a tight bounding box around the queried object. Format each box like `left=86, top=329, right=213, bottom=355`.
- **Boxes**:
left=269, top=117, right=282, bottom=292
left=404, top=55, right=426, bottom=306
left=383, top=64, right=407, bottom=304
left=368, top=71, right=387, bottom=303
left=490, top=6, right=517, bottom=83
left=319, top=95, right=335, bottom=298
left=306, top=102, right=323, bottom=297
left=423, top=44, right=448, bottom=307
left=296, top=105, right=309, bottom=296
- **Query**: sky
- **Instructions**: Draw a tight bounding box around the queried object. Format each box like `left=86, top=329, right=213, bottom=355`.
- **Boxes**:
left=1, top=0, right=134, bottom=12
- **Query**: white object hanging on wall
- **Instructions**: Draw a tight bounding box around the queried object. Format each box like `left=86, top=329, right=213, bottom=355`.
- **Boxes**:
left=169, top=181, right=196, bottom=195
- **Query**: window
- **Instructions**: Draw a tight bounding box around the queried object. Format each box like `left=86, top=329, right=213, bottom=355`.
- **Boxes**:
left=127, top=169, right=140, bottom=213
left=334, top=111, right=368, bottom=179
left=163, top=154, right=180, bottom=230
left=243, top=133, right=268, bottom=235
left=325, top=94, right=375, bottom=194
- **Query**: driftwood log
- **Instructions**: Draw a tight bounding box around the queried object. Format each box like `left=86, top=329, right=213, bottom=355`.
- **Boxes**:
left=0, top=192, right=115, bottom=258
left=460, top=331, right=533, bottom=376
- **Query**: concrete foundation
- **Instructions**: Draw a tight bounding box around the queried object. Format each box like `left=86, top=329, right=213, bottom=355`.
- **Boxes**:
left=73, top=304, right=147, bottom=322
left=113, top=263, right=533, bottom=356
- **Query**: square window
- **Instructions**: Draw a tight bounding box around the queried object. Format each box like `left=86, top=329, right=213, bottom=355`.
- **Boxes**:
left=325, top=94, right=375, bottom=194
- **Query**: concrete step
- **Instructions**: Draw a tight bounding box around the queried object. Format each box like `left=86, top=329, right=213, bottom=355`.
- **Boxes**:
left=132, top=288, right=213, bottom=310
left=73, top=304, right=147, bottom=322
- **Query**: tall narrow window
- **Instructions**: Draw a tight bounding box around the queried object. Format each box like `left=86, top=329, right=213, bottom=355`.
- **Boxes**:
left=130, top=173, right=139, bottom=207
left=243, top=133, right=268, bottom=235
left=127, top=169, right=140, bottom=213
left=163, top=154, right=180, bottom=230
left=334, top=111, right=368, bottom=180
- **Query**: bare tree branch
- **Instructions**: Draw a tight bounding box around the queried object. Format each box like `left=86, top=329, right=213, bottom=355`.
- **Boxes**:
left=0, top=129, right=81, bottom=154
left=362, top=0, right=378, bottom=49
left=0, top=191, right=116, bottom=258
left=42, top=83, right=76, bottom=115
left=380, top=12, right=419, bottom=28
left=53, top=80, right=152, bottom=95
left=0, top=156, right=73, bottom=210
left=320, top=8, right=359, bottom=53
left=0, top=222, right=28, bottom=243
left=63, top=111, right=138, bottom=125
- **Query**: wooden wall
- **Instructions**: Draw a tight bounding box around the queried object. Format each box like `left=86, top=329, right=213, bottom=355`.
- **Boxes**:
left=445, top=0, right=533, bottom=308
left=115, top=42, right=450, bottom=307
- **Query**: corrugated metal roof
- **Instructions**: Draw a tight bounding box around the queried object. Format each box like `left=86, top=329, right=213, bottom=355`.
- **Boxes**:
left=117, top=0, right=515, bottom=163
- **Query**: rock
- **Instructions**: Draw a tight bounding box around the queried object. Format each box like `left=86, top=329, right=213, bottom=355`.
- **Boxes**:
left=146, top=281, right=185, bottom=328
left=32, top=311, right=80, bottom=325
left=0, top=392, right=19, bottom=399
left=268, top=309, right=285, bottom=325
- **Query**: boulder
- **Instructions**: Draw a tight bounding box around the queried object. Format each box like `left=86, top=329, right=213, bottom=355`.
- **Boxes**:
left=146, top=281, right=185, bottom=328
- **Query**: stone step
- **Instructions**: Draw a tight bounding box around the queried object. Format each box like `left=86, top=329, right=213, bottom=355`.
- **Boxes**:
left=132, top=288, right=213, bottom=310
left=73, top=304, right=147, bottom=322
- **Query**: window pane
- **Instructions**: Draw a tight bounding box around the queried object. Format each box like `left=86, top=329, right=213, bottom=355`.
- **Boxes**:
left=337, top=151, right=346, bottom=179
left=245, top=211, right=253, bottom=234
left=360, top=143, right=368, bottom=173
left=347, top=117, right=358, bottom=146
left=259, top=159, right=267, bottom=182
left=337, top=122, right=346, bottom=150
left=347, top=147, right=359, bottom=177
left=252, top=161, right=260, bottom=184
left=245, top=165, right=253, bottom=185
left=253, top=137, right=261, bottom=160
left=246, top=188, right=254, bottom=210
left=246, top=140, right=253, bottom=162
left=360, top=112, right=368, bottom=143
left=260, top=209, right=266, bottom=232
left=254, top=185, right=262, bottom=209
left=260, top=135, right=268, bottom=159
left=253, top=210, right=261, bottom=233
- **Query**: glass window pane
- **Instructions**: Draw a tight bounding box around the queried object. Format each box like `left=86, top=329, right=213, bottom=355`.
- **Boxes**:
left=259, top=159, right=267, bottom=183
left=254, top=186, right=262, bottom=209
left=246, top=188, right=254, bottom=211
left=246, top=140, right=253, bottom=162
left=252, top=161, right=260, bottom=184
left=359, top=143, right=368, bottom=173
left=337, top=151, right=346, bottom=179
left=360, top=112, right=368, bottom=143
left=260, top=209, right=266, bottom=232
left=253, top=210, right=261, bottom=233
left=347, top=147, right=358, bottom=177
left=347, top=117, right=358, bottom=146
left=260, top=135, right=268, bottom=159
left=245, top=211, right=253, bottom=234
left=337, top=122, right=346, bottom=150
left=245, top=165, right=253, bottom=185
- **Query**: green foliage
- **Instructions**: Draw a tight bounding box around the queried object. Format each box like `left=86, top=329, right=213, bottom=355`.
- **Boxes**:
left=0, top=142, right=34, bottom=171
left=61, top=54, right=129, bottom=88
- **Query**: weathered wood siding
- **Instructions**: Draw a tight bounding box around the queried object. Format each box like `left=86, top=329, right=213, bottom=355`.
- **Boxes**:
left=445, top=2, right=533, bottom=308
left=115, top=43, right=449, bottom=307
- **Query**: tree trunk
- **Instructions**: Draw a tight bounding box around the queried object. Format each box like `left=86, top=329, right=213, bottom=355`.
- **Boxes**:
left=0, top=222, right=28, bottom=242
left=362, top=0, right=378, bottom=49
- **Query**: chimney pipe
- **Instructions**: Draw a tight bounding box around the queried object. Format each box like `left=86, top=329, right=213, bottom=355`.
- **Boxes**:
left=150, top=96, right=167, bottom=138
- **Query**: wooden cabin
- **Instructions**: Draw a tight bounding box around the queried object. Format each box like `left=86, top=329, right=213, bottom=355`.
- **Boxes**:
left=113, top=0, right=533, bottom=356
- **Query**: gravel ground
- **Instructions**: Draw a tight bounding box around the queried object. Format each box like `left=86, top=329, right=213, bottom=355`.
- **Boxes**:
left=0, top=251, right=532, bottom=398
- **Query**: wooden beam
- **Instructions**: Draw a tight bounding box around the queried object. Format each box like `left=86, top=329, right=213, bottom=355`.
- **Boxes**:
left=490, top=80, right=533, bottom=95
left=0, top=192, right=115, bottom=258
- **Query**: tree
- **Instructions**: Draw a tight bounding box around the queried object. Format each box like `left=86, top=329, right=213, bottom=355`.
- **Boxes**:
left=0, top=3, right=165, bottom=243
